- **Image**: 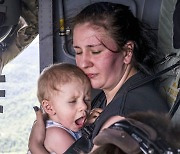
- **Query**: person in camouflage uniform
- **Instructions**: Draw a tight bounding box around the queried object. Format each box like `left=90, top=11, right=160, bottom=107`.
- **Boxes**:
left=0, top=0, right=38, bottom=74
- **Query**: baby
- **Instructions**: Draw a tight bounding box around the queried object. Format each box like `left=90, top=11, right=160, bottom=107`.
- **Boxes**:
left=37, top=63, right=92, bottom=153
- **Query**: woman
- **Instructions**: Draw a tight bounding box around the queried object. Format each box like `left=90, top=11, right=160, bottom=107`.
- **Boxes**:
left=28, top=2, right=169, bottom=153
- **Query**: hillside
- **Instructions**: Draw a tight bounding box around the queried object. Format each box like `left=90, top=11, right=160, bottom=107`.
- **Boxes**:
left=0, top=37, right=39, bottom=154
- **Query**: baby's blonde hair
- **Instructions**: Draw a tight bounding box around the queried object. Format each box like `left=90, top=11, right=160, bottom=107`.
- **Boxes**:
left=37, top=63, right=91, bottom=104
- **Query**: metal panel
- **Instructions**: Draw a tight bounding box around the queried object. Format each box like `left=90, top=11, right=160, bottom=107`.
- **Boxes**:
left=39, top=0, right=54, bottom=72
left=53, top=0, right=137, bottom=63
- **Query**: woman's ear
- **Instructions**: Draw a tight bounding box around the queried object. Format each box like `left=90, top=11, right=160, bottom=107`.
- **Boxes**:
left=42, top=100, right=56, bottom=115
left=123, top=41, right=134, bottom=64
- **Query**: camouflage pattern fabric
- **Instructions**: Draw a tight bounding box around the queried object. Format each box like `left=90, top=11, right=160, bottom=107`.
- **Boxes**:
left=0, top=0, right=38, bottom=73
left=0, top=0, right=39, bottom=51
left=18, top=0, right=38, bottom=50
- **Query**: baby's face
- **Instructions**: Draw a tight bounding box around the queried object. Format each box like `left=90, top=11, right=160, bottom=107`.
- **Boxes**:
left=51, top=81, right=91, bottom=132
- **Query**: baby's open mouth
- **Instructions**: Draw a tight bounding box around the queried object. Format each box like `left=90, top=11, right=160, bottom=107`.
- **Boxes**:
left=75, top=116, right=86, bottom=127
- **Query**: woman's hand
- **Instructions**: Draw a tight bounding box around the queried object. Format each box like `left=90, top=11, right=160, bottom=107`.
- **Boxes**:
left=28, top=106, right=49, bottom=154
left=86, top=108, right=103, bottom=125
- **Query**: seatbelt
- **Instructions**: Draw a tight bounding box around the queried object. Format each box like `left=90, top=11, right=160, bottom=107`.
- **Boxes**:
left=128, top=60, right=180, bottom=91
left=127, top=58, right=180, bottom=119
left=169, top=86, right=180, bottom=118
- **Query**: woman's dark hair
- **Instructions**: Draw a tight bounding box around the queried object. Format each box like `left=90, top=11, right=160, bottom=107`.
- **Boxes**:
left=71, top=2, right=161, bottom=75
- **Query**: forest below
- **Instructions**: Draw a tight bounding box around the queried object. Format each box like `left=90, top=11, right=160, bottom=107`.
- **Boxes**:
left=0, top=37, right=39, bottom=154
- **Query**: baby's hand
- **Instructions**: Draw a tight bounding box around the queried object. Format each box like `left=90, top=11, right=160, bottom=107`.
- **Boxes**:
left=86, top=108, right=103, bottom=124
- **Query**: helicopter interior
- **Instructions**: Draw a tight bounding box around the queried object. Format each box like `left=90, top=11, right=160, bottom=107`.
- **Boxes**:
left=0, top=0, right=180, bottom=153
left=0, top=0, right=180, bottom=123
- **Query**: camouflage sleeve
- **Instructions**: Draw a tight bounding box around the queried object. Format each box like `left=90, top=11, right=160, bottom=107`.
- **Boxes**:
left=0, top=0, right=38, bottom=73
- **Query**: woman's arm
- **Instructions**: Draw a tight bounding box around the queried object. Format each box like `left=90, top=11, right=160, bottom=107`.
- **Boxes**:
left=28, top=106, right=49, bottom=154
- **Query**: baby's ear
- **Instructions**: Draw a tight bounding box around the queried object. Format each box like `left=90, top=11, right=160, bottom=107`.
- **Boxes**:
left=123, top=41, right=134, bottom=64
left=42, top=100, right=56, bottom=115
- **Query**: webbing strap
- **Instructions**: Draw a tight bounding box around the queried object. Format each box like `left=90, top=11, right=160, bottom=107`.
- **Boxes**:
left=128, top=60, right=180, bottom=91
left=169, top=90, right=180, bottom=118
left=127, top=59, right=180, bottom=119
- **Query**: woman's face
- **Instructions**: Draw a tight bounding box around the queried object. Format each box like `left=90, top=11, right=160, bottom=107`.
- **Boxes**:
left=73, top=23, right=128, bottom=91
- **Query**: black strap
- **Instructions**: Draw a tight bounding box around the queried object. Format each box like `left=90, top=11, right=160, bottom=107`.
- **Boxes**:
left=128, top=60, right=180, bottom=91
left=63, top=135, right=92, bottom=154
left=169, top=90, right=180, bottom=118
left=63, top=124, right=95, bottom=153
left=127, top=59, right=180, bottom=119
